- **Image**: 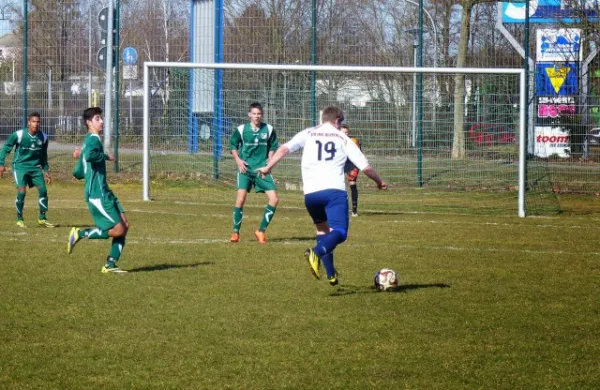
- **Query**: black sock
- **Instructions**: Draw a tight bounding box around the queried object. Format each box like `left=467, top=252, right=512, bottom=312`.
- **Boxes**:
left=350, top=184, right=358, bottom=214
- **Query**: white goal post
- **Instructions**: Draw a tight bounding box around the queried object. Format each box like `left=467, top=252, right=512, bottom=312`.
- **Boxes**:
left=143, top=62, right=526, bottom=217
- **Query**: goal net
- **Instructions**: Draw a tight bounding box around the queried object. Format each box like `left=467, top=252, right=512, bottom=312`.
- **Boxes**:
left=142, top=62, right=560, bottom=217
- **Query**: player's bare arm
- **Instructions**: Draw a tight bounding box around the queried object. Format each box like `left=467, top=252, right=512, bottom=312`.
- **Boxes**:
left=44, top=171, right=52, bottom=185
left=362, top=166, right=388, bottom=190
left=256, top=145, right=290, bottom=177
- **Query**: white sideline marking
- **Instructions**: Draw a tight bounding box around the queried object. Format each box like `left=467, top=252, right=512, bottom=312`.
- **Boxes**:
left=0, top=203, right=598, bottom=229
left=0, top=234, right=228, bottom=245
left=0, top=233, right=598, bottom=256
left=1, top=201, right=599, bottom=229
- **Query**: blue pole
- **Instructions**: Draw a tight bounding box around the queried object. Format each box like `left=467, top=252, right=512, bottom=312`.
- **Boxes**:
left=524, top=0, right=530, bottom=189
left=310, top=0, right=317, bottom=126
left=22, top=0, right=28, bottom=128
left=212, top=0, right=223, bottom=179
left=188, top=0, right=198, bottom=153
left=113, top=0, right=120, bottom=172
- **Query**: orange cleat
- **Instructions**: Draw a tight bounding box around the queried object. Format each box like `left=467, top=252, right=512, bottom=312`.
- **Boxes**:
left=254, top=230, right=267, bottom=244
left=229, top=232, right=240, bottom=243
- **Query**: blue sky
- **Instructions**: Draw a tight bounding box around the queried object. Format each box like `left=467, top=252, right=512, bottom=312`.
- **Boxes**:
left=0, top=0, right=18, bottom=38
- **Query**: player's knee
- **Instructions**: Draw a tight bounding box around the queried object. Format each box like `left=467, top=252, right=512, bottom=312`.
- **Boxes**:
left=111, top=223, right=126, bottom=237
left=38, top=189, right=48, bottom=198
left=315, top=222, right=330, bottom=234
left=236, top=195, right=247, bottom=207
left=334, top=228, right=348, bottom=243
left=271, top=194, right=280, bottom=206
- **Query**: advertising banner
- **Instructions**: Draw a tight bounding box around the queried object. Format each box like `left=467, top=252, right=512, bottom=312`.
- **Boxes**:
left=536, top=29, right=581, bottom=62
left=502, top=1, right=599, bottom=24
left=537, top=96, right=576, bottom=118
left=535, top=63, right=578, bottom=95
left=534, top=126, right=570, bottom=158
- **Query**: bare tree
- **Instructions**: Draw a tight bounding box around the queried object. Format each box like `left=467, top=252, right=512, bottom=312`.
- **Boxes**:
left=121, top=0, right=189, bottom=105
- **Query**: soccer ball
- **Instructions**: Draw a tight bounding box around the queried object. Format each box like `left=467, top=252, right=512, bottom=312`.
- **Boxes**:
left=373, top=268, right=399, bottom=291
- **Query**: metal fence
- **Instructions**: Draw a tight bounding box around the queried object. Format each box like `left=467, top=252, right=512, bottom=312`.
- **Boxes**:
left=0, top=1, right=599, bottom=202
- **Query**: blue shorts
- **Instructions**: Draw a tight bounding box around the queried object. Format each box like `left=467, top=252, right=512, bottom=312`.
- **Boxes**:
left=304, top=189, right=349, bottom=232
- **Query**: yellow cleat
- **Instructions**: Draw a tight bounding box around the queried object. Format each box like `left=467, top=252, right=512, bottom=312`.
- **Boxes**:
left=16, top=220, right=26, bottom=228
left=101, top=265, right=128, bottom=274
left=304, top=248, right=321, bottom=280
left=67, top=227, right=80, bottom=254
left=328, top=274, right=339, bottom=286
left=37, top=219, right=55, bottom=228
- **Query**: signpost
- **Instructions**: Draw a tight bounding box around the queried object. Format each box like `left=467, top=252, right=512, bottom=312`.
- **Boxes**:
left=123, top=47, right=138, bottom=65
left=96, top=46, right=116, bottom=70
left=123, top=47, right=138, bottom=131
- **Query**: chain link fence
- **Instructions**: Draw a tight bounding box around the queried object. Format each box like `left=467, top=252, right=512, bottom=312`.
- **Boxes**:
left=0, top=1, right=599, bottom=207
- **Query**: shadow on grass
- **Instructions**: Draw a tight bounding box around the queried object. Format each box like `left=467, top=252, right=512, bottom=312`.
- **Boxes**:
left=39, top=223, right=63, bottom=228
left=425, top=169, right=451, bottom=185
left=128, top=262, right=214, bottom=273
left=356, top=210, right=405, bottom=216
left=269, top=236, right=314, bottom=243
left=40, top=223, right=93, bottom=229
left=329, top=283, right=450, bottom=297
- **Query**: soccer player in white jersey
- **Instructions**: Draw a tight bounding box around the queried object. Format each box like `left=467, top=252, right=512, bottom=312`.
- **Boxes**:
left=256, top=106, right=387, bottom=286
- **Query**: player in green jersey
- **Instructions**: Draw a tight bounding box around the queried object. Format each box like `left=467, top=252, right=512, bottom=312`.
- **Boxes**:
left=0, top=112, right=54, bottom=228
left=67, top=107, right=130, bottom=274
left=229, top=102, right=279, bottom=244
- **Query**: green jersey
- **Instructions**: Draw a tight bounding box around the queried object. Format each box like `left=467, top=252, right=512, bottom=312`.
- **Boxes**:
left=229, top=122, right=279, bottom=170
left=74, top=133, right=112, bottom=201
left=0, top=129, right=49, bottom=172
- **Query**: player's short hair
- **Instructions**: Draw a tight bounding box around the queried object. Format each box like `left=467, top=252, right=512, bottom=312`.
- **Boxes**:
left=82, top=107, right=103, bottom=127
left=340, top=123, right=350, bottom=131
left=321, top=106, right=344, bottom=124
left=249, top=102, right=263, bottom=113
left=28, top=112, right=41, bottom=120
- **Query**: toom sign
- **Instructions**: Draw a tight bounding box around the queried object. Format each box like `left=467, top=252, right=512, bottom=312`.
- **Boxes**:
left=534, top=126, right=570, bottom=158
left=537, top=96, right=576, bottom=118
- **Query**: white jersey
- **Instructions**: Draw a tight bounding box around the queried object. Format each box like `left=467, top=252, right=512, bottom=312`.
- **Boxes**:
left=283, top=123, right=369, bottom=194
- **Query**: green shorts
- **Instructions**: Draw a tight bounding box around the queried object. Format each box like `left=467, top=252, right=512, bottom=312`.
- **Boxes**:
left=13, top=168, right=46, bottom=189
left=237, top=171, right=276, bottom=193
left=87, top=192, right=124, bottom=231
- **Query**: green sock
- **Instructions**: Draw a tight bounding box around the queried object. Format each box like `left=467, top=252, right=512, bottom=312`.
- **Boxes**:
left=16, top=192, right=25, bottom=220
left=109, top=236, right=126, bottom=260
left=38, top=189, right=48, bottom=219
left=79, top=228, right=110, bottom=239
left=259, top=204, right=276, bottom=232
left=233, top=207, right=243, bottom=233
left=105, top=257, right=117, bottom=268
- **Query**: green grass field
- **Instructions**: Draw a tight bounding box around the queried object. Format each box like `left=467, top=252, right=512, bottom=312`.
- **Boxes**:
left=1, top=181, right=599, bottom=389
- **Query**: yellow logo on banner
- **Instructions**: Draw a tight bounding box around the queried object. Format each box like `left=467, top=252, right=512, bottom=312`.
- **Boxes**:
left=545, top=66, right=571, bottom=94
